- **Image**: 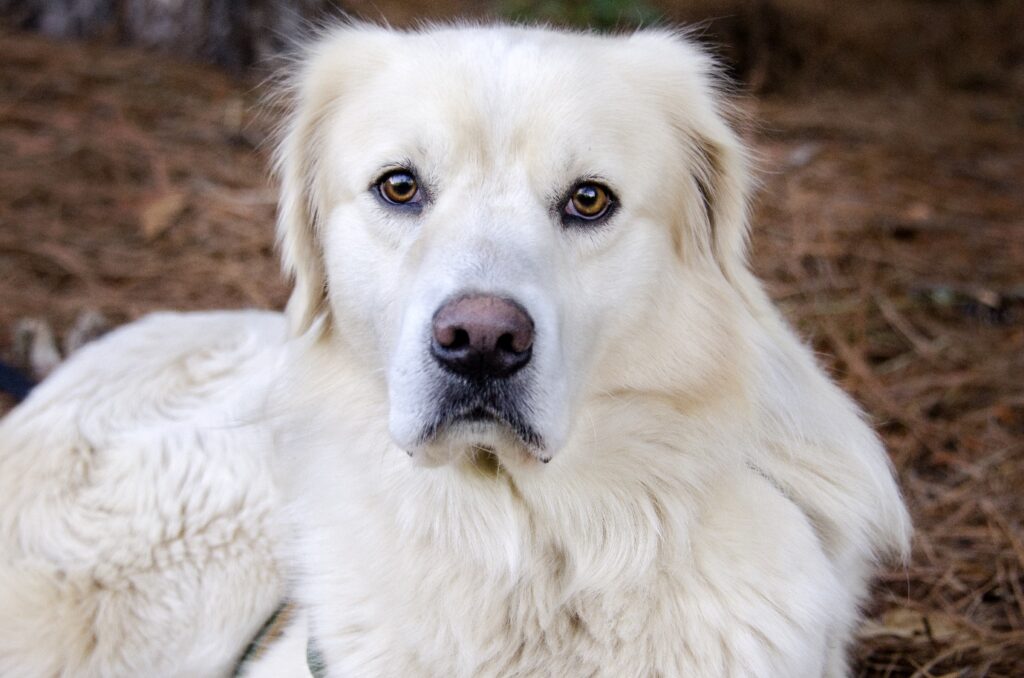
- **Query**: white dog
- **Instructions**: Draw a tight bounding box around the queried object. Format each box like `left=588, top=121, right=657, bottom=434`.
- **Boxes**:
left=0, top=23, right=910, bottom=678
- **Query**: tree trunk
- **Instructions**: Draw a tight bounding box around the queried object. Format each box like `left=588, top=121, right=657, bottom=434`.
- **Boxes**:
left=0, top=0, right=342, bottom=71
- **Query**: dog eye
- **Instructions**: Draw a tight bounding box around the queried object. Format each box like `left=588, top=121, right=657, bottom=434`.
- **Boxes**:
left=377, top=170, right=421, bottom=205
left=564, top=183, right=612, bottom=221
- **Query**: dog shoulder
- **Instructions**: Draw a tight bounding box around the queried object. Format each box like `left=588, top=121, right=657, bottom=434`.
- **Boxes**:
left=744, top=298, right=912, bottom=571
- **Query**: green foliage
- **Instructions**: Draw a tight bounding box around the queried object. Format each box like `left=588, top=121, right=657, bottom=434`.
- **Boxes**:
left=500, top=0, right=663, bottom=30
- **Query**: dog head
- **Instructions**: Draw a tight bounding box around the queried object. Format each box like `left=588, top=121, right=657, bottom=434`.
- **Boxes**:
left=275, top=24, right=752, bottom=466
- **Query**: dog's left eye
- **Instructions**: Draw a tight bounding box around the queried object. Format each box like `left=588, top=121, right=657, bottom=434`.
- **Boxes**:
left=376, top=170, right=422, bottom=205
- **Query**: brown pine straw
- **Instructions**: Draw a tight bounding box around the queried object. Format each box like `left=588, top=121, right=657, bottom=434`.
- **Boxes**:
left=1, top=30, right=1022, bottom=677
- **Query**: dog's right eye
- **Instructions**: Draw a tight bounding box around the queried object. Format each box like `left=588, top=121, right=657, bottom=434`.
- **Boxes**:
left=376, top=170, right=421, bottom=205
left=561, top=181, right=616, bottom=226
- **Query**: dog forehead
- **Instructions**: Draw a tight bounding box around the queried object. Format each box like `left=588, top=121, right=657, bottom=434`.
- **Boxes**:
left=316, top=27, right=690, bottom=171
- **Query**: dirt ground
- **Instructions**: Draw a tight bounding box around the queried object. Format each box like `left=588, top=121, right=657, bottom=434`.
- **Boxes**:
left=1, top=27, right=1022, bottom=677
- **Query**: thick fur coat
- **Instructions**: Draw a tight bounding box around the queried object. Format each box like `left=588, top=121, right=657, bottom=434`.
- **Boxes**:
left=0, top=24, right=911, bottom=678
left=0, top=312, right=287, bottom=676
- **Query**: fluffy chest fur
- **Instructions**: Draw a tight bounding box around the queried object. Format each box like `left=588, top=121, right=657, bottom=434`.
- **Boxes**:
left=276, top=352, right=847, bottom=678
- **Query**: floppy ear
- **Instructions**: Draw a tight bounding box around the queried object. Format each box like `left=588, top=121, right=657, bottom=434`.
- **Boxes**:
left=689, top=109, right=753, bottom=283
left=273, top=54, right=332, bottom=335
left=637, top=31, right=754, bottom=282
left=272, top=25, right=391, bottom=335
left=275, top=103, right=326, bottom=335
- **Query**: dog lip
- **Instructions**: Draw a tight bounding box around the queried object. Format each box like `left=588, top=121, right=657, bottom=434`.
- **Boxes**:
left=417, top=394, right=545, bottom=453
left=410, top=370, right=548, bottom=453
left=454, top=406, right=499, bottom=423
left=444, top=405, right=510, bottom=433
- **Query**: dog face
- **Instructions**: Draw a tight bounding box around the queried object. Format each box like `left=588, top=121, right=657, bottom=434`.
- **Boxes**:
left=277, top=25, right=751, bottom=466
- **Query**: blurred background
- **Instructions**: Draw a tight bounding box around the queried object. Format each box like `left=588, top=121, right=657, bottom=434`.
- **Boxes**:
left=0, top=1, right=1021, bottom=675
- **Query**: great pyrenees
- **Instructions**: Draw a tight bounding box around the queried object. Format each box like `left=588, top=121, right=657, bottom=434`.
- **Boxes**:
left=0, top=23, right=910, bottom=678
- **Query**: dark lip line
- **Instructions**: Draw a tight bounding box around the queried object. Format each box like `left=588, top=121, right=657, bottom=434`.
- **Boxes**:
left=418, top=403, right=545, bottom=453
left=457, top=406, right=499, bottom=423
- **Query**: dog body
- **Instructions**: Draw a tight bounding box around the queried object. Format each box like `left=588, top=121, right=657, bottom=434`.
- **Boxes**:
left=0, top=311, right=287, bottom=677
left=0, top=24, right=910, bottom=678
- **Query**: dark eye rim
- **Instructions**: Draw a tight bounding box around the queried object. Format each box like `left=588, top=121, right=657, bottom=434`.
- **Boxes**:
left=560, top=180, right=618, bottom=226
left=372, top=168, right=425, bottom=208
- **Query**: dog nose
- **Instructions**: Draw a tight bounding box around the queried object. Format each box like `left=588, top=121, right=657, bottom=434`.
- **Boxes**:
left=431, top=295, right=534, bottom=379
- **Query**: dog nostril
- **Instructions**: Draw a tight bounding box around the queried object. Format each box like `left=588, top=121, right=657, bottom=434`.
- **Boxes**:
left=496, top=333, right=517, bottom=354
left=435, top=325, right=470, bottom=349
left=450, top=328, right=470, bottom=349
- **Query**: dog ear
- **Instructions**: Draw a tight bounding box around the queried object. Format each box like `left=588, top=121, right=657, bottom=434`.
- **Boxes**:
left=273, top=25, right=388, bottom=335
left=636, top=31, right=754, bottom=282
left=689, top=113, right=753, bottom=282
left=274, top=57, right=332, bottom=335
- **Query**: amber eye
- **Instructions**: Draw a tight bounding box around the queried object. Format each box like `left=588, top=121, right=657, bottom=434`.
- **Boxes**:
left=377, top=170, right=421, bottom=205
left=565, top=183, right=612, bottom=220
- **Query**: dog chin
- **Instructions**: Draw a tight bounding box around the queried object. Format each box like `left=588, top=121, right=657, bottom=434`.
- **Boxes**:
left=407, top=415, right=549, bottom=469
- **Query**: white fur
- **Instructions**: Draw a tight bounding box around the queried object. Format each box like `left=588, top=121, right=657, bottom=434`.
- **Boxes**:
left=269, top=23, right=911, bottom=678
left=0, top=311, right=287, bottom=676
left=0, top=23, right=911, bottom=678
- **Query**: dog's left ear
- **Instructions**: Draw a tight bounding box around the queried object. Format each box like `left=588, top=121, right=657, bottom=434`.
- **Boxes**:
left=688, top=103, right=752, bottom=283
left=635, top=31, right=754, bottom=281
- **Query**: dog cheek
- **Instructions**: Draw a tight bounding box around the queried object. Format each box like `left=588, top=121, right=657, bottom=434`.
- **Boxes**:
left=579, top=242, right=685, bottom=394
left=321, top=223, right=405, bottom=363
left=572, top=231, right=666, bottom=374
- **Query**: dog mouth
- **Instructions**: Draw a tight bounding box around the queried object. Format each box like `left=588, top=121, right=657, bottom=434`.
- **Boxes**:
left=457, top=406, right=500, bottom=424
left=416, top=381, right=545, bottom=454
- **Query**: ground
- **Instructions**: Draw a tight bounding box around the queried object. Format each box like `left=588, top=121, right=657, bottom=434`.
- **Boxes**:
left=1, top=29, right=1022, bottom=677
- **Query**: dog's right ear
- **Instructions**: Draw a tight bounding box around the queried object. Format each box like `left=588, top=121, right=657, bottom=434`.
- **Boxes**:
left=273, top=25, right=389, bottom=335
left=275, top=113, right=324, bottom=335
left=273, top=44, right=335, bottom=335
